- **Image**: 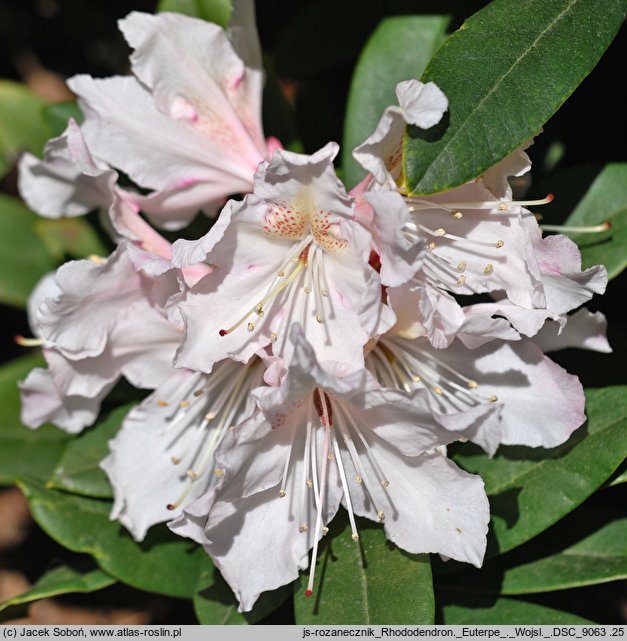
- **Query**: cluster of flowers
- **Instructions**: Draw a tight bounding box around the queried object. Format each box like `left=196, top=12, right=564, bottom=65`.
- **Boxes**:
left=17, top=3, right=610, bottom=611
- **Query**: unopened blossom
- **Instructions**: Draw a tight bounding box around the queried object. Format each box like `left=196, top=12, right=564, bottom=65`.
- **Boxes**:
left=171, top=328, right=489, bottom=611
left=68, top=3, right=274, bottom=229
left=172, top=143, right=395, bottom=373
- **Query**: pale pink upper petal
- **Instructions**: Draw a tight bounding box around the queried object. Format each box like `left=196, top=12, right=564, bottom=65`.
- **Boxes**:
left=534, top=308, right=612, bottom=354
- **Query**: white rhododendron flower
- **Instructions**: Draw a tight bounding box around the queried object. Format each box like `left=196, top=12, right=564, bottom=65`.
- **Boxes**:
left=172, top=143, right=395, bottom=372
left=171, top=329, right=490, bottom=611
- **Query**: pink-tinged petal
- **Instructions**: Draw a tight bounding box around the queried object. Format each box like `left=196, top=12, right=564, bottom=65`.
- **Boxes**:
left=481, top=142, right=532, bottom=200
left=69, top=75, right=255, bottom=207
left=534, top=308, right=612, bottom=354
left=533, top=232, right=607, bottom=315
left=19, top=367, right=109, bottom=433
left=395, top=80, right=448, bottom=129
left=120, top=11, right=265, bottom=166
left=346, top=449, right=488, bottom=567
left=388, top=281, right=465, bottom=348
left=353, top=81, right=448, bottom=186
left=364, top=190, right=425, bottom=287
left=18, top=120, right=115, bottom=218
left=456, top=307, right=521, bottom=349
left=414, top=183, right=544, bottom=308
left=462, top=301, right=561, bottom=340
left=26, top=273, right=60, bottom=338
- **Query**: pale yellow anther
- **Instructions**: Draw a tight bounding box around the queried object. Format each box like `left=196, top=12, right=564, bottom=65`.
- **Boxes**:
left=381, top=479, right=390, bottom=488
left=299, top=523, right=309, bottom=533
left=328, top=453, right=335, bottom=461
left=468, top=381, right=478, bottom=389
left=434, top=228, right=446, bottom=236
left=271, top=332, right=278, bottom=342
left=496, top=240, right=505, bottom=248
left=452, top=211, right=463, bottom=219
left=484, top=263, right=494, bottom=275
left=321, top=288, right=328, bottom=297
left=255, top=304, right=264, bottom=317
left=498, top=203, right=509, bottom=211
left=456, top=261, right=466, bottom=272
left=306, top=479, right=313, bottom=488
left=428, top=242, right=436, bottom=251
left=322, top=527, right=329, bottom=535
left=489, top=395, right=498, bottom=403
left=247, top=322, right=255, bottom=332
left=278, top=270, right=285, bottom=277
left=279, top=489, right=286, bottom=498
left=412, top=375, right=421, bottom=383
left=433, top=386, right=443, bottom=395
left=351, top=533, right=360, bottom=542
left=315, top=313, right=323, bottom=323
left=171, top=456, right=181, bottom=465
left=304, top=287, right=311, bottom=294
left=205, top=412, right=216, bottom=421
left=193, top=389, right=205, bottom=397
left=214, top=468, right=225, bottom=477
left=377, top=511, right=385, bottom=522
left=355, top=475, right=363, bottom=484
left=157, top=400, right=169, bottom=407
left=179, top=400, right=190, bottom=408
left=186, top=469, right=199, bottom=480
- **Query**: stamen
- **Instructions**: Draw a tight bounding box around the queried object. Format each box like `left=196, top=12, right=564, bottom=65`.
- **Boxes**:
left=14, top=335, right=46, bottom=347
left=540, top=222, right=611, bottom=234
left=218, top=244, right=310, bottom=336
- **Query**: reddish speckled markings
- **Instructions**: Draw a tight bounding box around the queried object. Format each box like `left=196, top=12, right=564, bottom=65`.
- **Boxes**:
left=263, top=200, right=349, bottom=252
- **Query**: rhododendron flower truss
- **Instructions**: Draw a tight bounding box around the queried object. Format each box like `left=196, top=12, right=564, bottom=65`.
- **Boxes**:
left=173, top=142, right=395, bottom=372
left=66, top=2, right=273, bottom=229
left=102, top=355, right=266, bottom=541
left=171, top=330, right=489, bottom=612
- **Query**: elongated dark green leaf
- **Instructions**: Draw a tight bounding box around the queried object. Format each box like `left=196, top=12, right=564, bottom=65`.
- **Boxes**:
left=496, top=518, right=627, bottom=594
left=0, top=354, right=69, bottom=485
left=19, top=479, right=205, bottom=598
left=0, top=195, right=57, bottom=308
left=42, top=101, right=83, bottom=139
left=452, top=387, right=627, bottom=556
left=157, top=0, right=232, bottom=26
left=294, top=511, right=434, bottom=624
left=0, top=565, right=115, bottom=613
left=34, top=218, right=108, bottom=263
left=48, top=404, right=134, bottom=499
left=342, top=15, right=450, bottom=189
left=562, top=163, right=627, bottom=280
left=442, top=596, right=593, bottom=624
left=194, top=555, right=292, bottom=624
left=0, top=81, right=49, bottom=178
left=404, top=0, right=626, bottom=195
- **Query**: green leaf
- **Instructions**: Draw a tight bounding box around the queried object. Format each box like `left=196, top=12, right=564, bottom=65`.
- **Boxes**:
left=156, top=0, right=232, bottom=27
left=562, top=163, right=627, bottom=280
left=452, top=386, right=627, bottom=556
left=48, top=404, right=134, bottom=499
left=441, top=596, right=593, bottom=624
left=0, top=354, right=70, bottom=485
left=42, top=101, right=83, bottom=139
left=404, top=0, right=626, bottom=195
left=0, top=81, right=49, bottom=178
left=342, top=15, right=450, bottom=190
left=496, top=518, right=627, bottom=594
left=294, top=511, right=434, bottom=624
left=194, top=556, right=292, bottom=624
left=0, top=195, right=57, bottom=308
left=19, top=478, right=206, bottom=598
left=0, top=565, right=115, bottom=613
left=34, top=218, right=108, bottom=263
